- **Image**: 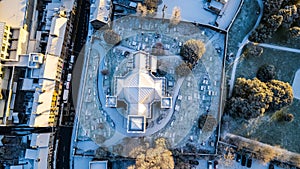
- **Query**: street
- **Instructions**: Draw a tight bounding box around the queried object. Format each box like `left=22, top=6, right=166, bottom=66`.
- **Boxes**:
left=56, top=127, right=73, bottom=169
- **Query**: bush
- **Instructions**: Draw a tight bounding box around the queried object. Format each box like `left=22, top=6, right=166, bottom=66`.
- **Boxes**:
left=256, top=64, right=276, bottom=82
left=284, top=113, right=294, bottom=122
left=151, top=42, right=165, bottom=56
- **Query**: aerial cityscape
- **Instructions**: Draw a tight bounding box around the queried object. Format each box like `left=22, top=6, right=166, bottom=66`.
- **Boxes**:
left=0, top=0, right=299, bottom=169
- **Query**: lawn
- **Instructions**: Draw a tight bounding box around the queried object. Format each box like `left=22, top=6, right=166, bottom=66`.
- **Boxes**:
left=227, top=0, right=260, bottom=56
left=235, top=47, right=300, bottom=84
left=266, top=27, right=300, bottom=49
left=227, top=47, right=300, bottom=153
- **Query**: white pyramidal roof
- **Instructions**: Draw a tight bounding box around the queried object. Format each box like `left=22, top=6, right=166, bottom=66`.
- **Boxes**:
left=109, top=51, right=170, bottom=133
left=115, top=52, right=164, bottom=117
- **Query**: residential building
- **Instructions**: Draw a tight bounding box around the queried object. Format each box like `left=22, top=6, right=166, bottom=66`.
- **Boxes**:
left=24, top=133, right=55, bottom=169
left=0, top=0, right=79, bottom=127
left=90, top=0, right=113, bottom=29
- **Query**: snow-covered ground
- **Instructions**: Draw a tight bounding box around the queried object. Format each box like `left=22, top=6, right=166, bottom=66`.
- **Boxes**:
left=196, top=159, right=284, bottom=169
left=155, top=0, right=217, bottom=24
left=292, top=69, right=300, bottom=100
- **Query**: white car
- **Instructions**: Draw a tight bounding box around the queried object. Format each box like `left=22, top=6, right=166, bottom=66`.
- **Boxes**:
left=65, top=82, right=70, bottom=90
left=67, top=73, right=72, bottom=82
left=70, top=55, right=75, bottom=63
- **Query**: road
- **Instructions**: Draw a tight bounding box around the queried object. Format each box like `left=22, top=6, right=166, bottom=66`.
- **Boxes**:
left=55, top=127, right=73, bottom=169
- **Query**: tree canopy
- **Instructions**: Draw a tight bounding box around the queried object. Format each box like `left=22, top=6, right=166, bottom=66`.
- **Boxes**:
left=267, top=79, right=294, bottom=111
left=180, top=39, right=206, bottom=66
left=151, top=42, right=165, bottom=56
left=256, top=64, right=276, bottom=82
left=129, top=138, right=174, bottom=169
left=170, top=7, right=181, bottom=25
left=250, top=0, right=300, bottom=42
left=103, top=30, right=121, bottom=45
left=226, top=78, right=293, bottom=119
left=144, top=0, right=159, bottom=11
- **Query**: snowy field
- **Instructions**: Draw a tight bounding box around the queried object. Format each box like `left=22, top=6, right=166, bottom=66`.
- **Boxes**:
left=292, top=69, right=300, bottom=100
left=155, top=0, right=217, bottom=24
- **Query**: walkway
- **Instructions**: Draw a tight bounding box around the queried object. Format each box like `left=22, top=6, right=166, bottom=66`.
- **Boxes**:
left=257, top=43, right=300, bottom=53
left=292, top=69, right=300, bottom=100
left=228, top=0, right=263, bottom=97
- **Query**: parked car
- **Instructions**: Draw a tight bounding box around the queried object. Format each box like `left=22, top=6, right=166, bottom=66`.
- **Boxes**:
left=269, top=164, right=274, bottom=169
left=67, top=73, right=72, bottom=82
left=207, top=161, right=213, bottom=169
left=214, top=160, right=218, bottom=169
left=246, top=158, right=252, bottom=168
left=241, top=155, right=246, bottom=166
left=236, top=153, right=241, bottom=162
left=65, top=82, right=70, bottom=90
left=189, top=160, right=199, bottom=165
left=70, top=55, right=75, bottom=63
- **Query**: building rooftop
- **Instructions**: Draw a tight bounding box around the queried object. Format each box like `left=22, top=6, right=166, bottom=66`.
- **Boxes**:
left=30, top=133, right=51, bottom=148
left=0, top=0, right=26, bottom=27
left=89, top=161, right=108, bottom=169
left=127, top=115, right=145, bottom=133
left=25, top=133, right=51, bottom=169
left=90, top=0, right=111, bottom=24
left=114, top=52, right=165, bottom=117
left=46, top=16, right=67, bottom=56
left=29, top=79, right=56, bottom=127
left=107, top=51, right=171, bottom=133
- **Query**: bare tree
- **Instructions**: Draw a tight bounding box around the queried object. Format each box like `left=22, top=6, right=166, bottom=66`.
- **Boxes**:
left=129, top=138, right=174, bottom=169
left=103, top=30, right=121, bottom=45
left=170, top=7, right=181, bottom=25
left=136, top=3, right=148, bottom=17
left=175, top=63, right=191, bottom=77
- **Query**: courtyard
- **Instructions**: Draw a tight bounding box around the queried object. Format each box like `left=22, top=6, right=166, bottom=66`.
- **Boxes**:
left=74, top=16, right=226, bottom=156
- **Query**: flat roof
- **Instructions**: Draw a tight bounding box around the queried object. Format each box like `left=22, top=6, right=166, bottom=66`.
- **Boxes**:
left=89, top=161, right=108, bottom=169
left=90, top=0, right=111, bottom=23
left=30, top=133, right=51, bottom=148
left=74, top=156, right=93, bottom=169
left=0, top=0, right=26, bottom=27
left=128, top=115, right=145, bottom=133
left=29, top=79, right=56, bottom=127
left=40, top=54, right=60, bottom=80
left=292, top=69, right=300, bottom=99
left=0, top=22, right=5, bottom=49
left=4, top=54, right=29, bottom=67
left=46, top=17, right=67, bottom=56
left=25, top=148, right=48, bottom=169
left=210, top=0, right=224, bottom=10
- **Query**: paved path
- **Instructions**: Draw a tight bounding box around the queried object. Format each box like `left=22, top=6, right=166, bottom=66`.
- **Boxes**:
left=257, top=43, right=300, bottom=53
left=292, top=69, right=300, bottom=100
left=228, top=0, right=263, bottom=97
